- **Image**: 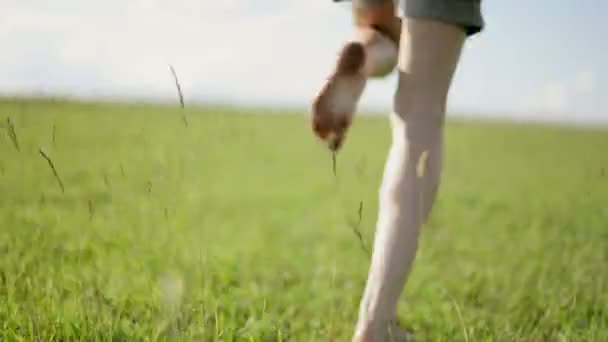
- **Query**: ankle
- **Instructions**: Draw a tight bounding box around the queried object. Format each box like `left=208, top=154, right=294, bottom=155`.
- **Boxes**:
left=352, top=1, right=401, bottom=43
left=350, top=27, right=398, bottom=78
left=353, top=317, right=390, bottom=342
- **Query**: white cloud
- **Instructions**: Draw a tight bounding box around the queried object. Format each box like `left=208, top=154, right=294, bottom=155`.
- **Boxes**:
left=517, top=80, right=569, bottom=114
left=516, top=69, right=596, bottom=116
left=538, top=81, right=569, bottom=112
left=573, top=70, right=594, bottom=94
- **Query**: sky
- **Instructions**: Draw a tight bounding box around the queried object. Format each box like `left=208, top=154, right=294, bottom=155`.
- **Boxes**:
left=1, top=0, right=606, bottom=125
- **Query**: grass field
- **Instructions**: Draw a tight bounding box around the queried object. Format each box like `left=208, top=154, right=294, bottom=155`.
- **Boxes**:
left=1, top=98, right=607, bottom=341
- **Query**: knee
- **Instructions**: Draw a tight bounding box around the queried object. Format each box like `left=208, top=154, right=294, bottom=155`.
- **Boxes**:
left=391, top=73, right=446, bottom=148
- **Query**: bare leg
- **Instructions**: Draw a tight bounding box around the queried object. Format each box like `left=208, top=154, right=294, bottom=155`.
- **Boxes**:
left=353, top=17, right=466, bottom=342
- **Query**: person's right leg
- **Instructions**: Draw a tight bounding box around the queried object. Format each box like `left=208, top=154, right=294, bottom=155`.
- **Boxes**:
left=312, top=1, right=401, bottom=150
left=353, top=17, right=467, bottom=342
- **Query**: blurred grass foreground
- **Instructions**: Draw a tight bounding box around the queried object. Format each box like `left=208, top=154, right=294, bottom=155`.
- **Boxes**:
left=1, top=98, right=607, bottom=341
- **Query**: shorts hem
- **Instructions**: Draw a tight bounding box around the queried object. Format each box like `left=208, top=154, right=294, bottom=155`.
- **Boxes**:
left=397, top=0, right=484, bottom=36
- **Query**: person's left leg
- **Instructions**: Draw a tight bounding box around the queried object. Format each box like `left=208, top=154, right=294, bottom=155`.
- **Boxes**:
left=352, top=18, right=466, bottom=341
left=352, top=0, right=484, bottom=338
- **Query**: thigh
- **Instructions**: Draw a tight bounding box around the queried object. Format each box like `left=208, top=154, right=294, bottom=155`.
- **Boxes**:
left=396, top=17, right=466, bottom=103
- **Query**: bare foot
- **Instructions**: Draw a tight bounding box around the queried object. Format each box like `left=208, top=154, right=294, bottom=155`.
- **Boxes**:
left=311, top=41, right=367, bottom=151
left=311, top=26, right=398, bottom=151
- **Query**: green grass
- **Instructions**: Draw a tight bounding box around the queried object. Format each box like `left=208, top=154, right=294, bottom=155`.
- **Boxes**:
left=1, top=98, right=607, bottom=341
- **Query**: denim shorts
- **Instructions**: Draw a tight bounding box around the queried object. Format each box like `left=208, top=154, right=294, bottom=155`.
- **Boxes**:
left=396, top=0, right=484, bottom=36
